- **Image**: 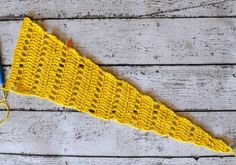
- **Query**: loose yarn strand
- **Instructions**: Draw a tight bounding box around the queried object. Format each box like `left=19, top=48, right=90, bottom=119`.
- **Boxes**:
left=0, top=88, right=10, bottom=126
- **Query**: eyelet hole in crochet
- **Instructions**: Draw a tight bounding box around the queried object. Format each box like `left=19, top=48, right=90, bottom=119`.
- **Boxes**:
left=23, top=46, right=28, bottom=51
left=62, top=51, right=66, bottom=57
left=115, top=94, right=120, bottom=98
left=59, top=64, right=64, bottom=68
left=22, top=52, right=26, bottom=56
left=132, top=116, right=137, bottom=120
left=97, top=82, right=102, bottom=87
left=96, top=87, right=101, bottom=92
left=134, top=104, right=139, bottom=109
left=28, top=27, right=33, bottom=32
left=173, top=121, right=177, bottom=125
left=133, top=110, right=138, bottom=114
left=20, top=58, right=25, bottom=62
left=93, top=99, right=98, bottom=103
left=79, top=64, right=84, bottom=69
left=25, top=40, right=30, bottom=44
left=56, top=73, right=62, bottom=78
left=89, top=109, right=95, bottom=113
left=112, top=106, right=118, bottom=112
left=61, top=58, right=66, bottom=62
left=18, top=70, right=23, bottom=74
left=153, top=110, right=158, bottom=114
left=117, top=81, right=123, bottom=86
left=41, top=51, right=46, bottom=56
left=44, top=34, right=49, bottom=39
left=75, top=81, right=80, bottom=86
left=116, top=88, right=121, bottom=92
left=26, top=34, right=31, bottom=38
left=53, top=85, right=59, bottom=90
left=154, top=104, right=160, bottom=109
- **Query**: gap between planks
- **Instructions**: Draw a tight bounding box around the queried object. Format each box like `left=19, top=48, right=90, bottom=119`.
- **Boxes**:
left=0, top=152, right=234, bottom=159
left=1, top=109, right=236, bottom=113
left=0, top=106, right=235, bottom=156
left=1, top=16, right=236, bottom=22
left=4, top=63, right=236, bottom=67
left=0, top=0, right=236, bottom=20
left=0, top=155, right=236, bottom=165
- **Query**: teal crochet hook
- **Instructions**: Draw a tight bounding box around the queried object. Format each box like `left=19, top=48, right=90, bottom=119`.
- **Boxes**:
left=0, top=47, right=10, bottom=126
left=0, top=54, right=4, bottom=85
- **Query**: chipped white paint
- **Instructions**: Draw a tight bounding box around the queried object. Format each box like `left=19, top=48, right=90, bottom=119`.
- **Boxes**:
left=0, top=19, right=236, bottom=65
left=0, top=0, right=235, bottom=19
left=0, top=1, right=236, bottom=164
left=0, top=111, right=235, bottom=156
left=0, top=155, right=236, bottom=165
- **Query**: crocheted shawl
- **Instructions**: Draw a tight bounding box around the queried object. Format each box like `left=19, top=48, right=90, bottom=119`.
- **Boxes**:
left=4, top=17, right=234, bottom=155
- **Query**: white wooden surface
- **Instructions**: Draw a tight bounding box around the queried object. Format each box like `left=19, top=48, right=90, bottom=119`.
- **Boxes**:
left=1, top=19, right=236, bottom=65
left=0, top=0, right=236, bottom=19
left=0, top=111, right=236, bottom=156
left=0, top=155, right=236, bottom=165
left=0, top=1, right=236, bottom=165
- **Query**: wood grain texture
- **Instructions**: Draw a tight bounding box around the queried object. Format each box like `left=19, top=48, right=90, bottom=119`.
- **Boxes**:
left=0, top=0, right=235, bottom=19
left=0, top=155, right=236, bottom=165
left=3, top=65, right=236, bottom=111
left=0, top=111, right=235, bottom=156
left=0, top=19, right=236, bottom=65
left=0, top=1, right=236, bottom=163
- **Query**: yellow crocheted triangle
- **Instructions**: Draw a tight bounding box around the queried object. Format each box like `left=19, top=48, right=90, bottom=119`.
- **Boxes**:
left=5, top=17, right=234, bottom=154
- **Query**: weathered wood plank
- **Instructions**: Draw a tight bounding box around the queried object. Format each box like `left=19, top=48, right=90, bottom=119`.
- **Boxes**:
left=0, top=155, right=236, bottom=165
left=0, top=0, right=235, bottom=19
left=3, top=65, right=236, bottom=111
left=0, top=111, right=235, bottom=156
left=1, top=19, right=236, bottom=65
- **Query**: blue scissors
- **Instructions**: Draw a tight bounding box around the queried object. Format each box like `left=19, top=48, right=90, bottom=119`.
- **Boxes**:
left=0, top=48, right=9, bottom=126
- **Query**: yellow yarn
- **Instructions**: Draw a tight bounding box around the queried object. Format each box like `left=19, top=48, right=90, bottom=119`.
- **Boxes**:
left=5, top=17, right=235, bottom=154
left=0, top=89, right=10, bottom=126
